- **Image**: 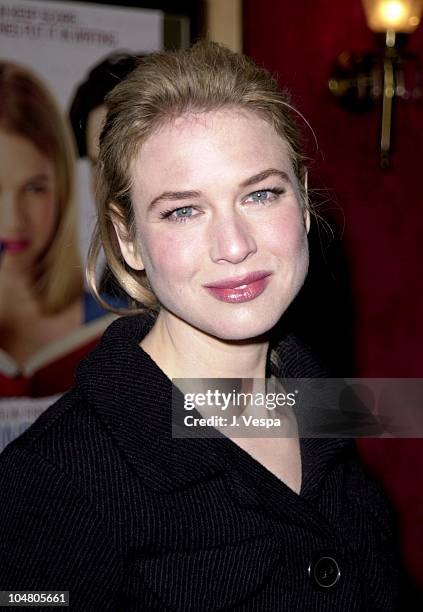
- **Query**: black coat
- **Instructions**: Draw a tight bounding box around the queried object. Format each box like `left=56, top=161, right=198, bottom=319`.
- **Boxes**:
left=0, top=315, right=405, bottom=610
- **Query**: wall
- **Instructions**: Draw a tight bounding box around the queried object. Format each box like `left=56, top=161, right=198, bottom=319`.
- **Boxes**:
left=244, top=0, right=423, bottom=587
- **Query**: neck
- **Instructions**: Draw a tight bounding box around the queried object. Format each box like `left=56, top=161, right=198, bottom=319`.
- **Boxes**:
left=141, top=310, right=269, bottom=380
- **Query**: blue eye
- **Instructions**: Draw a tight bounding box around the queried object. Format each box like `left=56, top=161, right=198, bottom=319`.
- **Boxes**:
left=246, top=188, right=284, bottom=204
left=251, top=191, right=270, bottom=202
left=161, top=206, right=196, bottom=223
left=174, top=207, right=193, bottom=218
left=25, top=183, right=47, bottom=194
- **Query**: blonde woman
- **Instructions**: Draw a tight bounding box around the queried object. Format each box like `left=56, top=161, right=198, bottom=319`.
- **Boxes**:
left=0, top=44, right=404, bottom=610
left=0, top=63, right=115, bottom=442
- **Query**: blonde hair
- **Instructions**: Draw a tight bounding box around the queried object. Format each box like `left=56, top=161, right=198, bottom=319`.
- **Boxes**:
left=88, top=41, right=309, bottom=313
left=0, top=61, right=82, bottom=314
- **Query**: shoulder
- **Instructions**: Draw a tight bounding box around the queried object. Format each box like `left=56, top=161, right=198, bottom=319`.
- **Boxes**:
left=0, top=418, right=124, bottom=607
left=0, top=387, right=124, bottom=509
left=0, top=392, right=100, bottom=497
left=1, top=389, right=98, bottom=469
left=0, top=389, right=127, bottom=602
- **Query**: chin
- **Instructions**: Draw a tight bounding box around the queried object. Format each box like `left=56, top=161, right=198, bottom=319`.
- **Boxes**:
left=197, top=311, right=283, bottom=343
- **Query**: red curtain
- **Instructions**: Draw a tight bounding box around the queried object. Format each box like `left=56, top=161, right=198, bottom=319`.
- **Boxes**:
left=244, top=0, right=423, bottom=587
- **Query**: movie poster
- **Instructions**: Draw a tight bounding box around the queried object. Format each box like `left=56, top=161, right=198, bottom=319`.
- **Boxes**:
left=0, top=0, right=162, bottom=264
left=0, top=1, right=162, bottom=449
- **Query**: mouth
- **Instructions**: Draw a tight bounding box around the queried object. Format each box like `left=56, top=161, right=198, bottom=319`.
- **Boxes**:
left=203, top=271, right=272, bottom=304
left=0, top=239, right=30, bottom=253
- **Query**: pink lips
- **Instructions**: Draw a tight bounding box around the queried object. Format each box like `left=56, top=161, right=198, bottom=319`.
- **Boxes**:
left=204, top=271, right=272, bottom=303
left=1, top=239, right=30, bottom=253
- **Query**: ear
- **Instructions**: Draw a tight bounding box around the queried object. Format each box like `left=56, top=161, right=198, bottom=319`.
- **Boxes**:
left=110, top=206, right=144, bottom=271
left=303, top=169, right=311, bottom=234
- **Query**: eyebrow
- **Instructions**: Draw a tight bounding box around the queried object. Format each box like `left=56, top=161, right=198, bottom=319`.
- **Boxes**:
left=147, top=168, right=291, bottom=211
left=25, top=173, right=51, bottom=183
left=240, top=168, right=291, bottom=188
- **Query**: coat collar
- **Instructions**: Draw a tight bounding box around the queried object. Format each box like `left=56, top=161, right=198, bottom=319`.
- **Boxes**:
left=76, top=315, right=352, bottom=499
left=76, top=315, right=229, bottom=492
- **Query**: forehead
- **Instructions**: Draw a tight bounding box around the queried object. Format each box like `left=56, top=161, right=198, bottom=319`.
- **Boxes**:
left=130, top=109, right=294, bottom=193
left=0, top=129, right=54, bottom=182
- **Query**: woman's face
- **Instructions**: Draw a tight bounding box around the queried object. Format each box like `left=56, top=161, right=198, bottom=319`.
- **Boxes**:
left=0, top=129, right=57, bottom=274
left=121, top=109, right=309, bottom=341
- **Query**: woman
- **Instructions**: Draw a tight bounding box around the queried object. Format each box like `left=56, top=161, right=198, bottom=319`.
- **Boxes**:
left=0, top=44, right=402, bottom=610
left=0, top=63, right=115, bottom=444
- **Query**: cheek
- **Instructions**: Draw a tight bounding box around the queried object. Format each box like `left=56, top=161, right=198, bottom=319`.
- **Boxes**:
left=31, top=193, right=57, bottom=236
left=263, top=208, right=309, bottom=258
left=139, top=227, right=203, bottom=282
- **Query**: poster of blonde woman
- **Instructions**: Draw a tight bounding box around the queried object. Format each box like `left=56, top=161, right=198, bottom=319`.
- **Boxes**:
left=0, top=0, right=162, bottom=265
left=0, top=1, right=162, bottom=449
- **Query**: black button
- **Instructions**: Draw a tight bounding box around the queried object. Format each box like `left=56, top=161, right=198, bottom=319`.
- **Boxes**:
left=308, top=554, right=341, bottom=589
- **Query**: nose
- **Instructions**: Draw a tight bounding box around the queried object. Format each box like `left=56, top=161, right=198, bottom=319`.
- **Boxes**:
left=209, top=210, right=257, bottom=264
left=0, top=191, right=24, bottom=233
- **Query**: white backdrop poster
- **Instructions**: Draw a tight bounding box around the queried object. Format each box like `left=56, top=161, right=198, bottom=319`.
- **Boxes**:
left=0, top=0, right=163, bottom=265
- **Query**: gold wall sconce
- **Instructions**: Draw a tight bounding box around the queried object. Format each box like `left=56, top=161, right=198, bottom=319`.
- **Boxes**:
left=329, top=0, right=423, bottom=168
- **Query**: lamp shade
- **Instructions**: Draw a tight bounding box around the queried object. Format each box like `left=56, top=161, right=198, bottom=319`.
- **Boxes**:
left=362, top=0, right=423, bottom=32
